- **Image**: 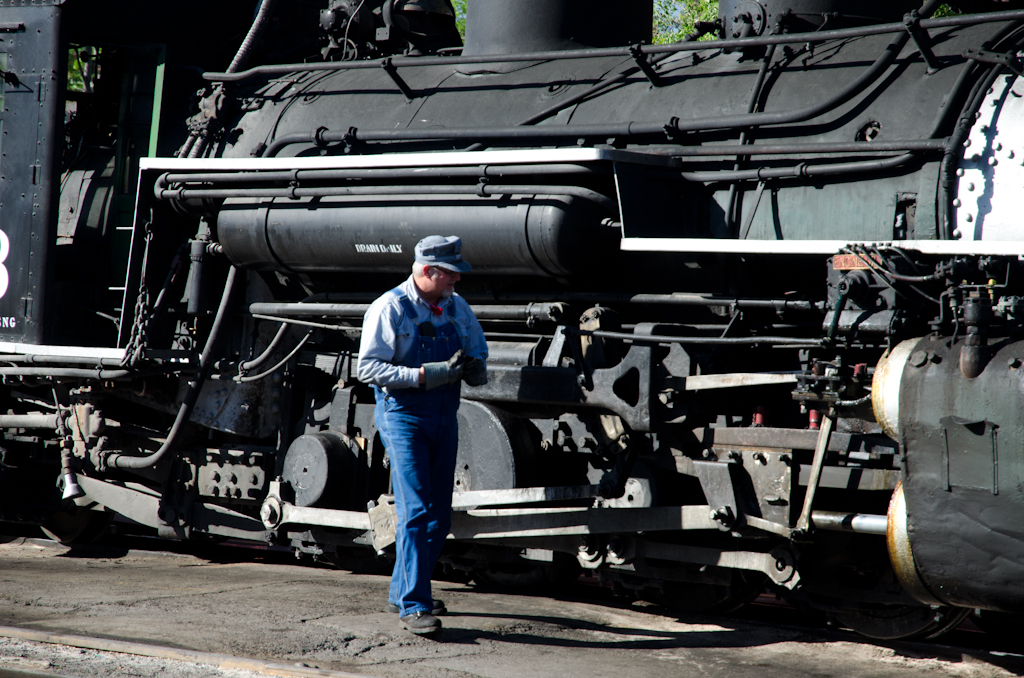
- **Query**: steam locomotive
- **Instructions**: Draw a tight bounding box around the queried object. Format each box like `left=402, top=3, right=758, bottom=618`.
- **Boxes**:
left=3, top=0, right=1024, bottom=640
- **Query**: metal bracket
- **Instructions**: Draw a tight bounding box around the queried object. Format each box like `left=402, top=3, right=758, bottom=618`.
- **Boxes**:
left=381, top=58, right=415, bottom=100
left=629, top=44, right=663, bottom=87
left=638, top=541, right=799, bottom=588
left=964, top=48, right=1024, bottom=76
left=580, top=330, right=653, bottom=431
left=260, top=480, right=371, bottom=531
left=692, top=459, right=740, bottom=530
left=739, top=179, right=768, bottom=240
left=904, top=13, right=940, bottom=74
left=795, top=408, right=835, bottom=534
left=78, top=475, right=268, bottom=541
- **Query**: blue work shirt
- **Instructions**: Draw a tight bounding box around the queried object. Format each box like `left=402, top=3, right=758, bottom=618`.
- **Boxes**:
left=357, top=275, right=488, bottom=392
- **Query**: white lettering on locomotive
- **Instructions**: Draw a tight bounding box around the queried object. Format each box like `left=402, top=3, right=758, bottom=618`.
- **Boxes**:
left=354, top=243, right=402, bottom=254
left=0, top=229, right=8, bottom=300
left=0, top=317, right=14, bottom=329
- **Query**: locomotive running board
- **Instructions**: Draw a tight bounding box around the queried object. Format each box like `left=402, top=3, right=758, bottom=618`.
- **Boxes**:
left=620, top=237, right=1024, bottom=256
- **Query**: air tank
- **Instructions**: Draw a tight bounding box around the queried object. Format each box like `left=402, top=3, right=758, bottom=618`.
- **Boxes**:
left=216, top=193, right=618, bottom=276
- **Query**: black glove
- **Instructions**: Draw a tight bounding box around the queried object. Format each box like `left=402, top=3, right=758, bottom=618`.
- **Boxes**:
left=422, top=349, right=464, bottom=390
left=462, top=356, right=487, bottom=386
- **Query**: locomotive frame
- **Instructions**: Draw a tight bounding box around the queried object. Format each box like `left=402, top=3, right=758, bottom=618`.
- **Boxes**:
left=3, top=0, right=1024, bottom=641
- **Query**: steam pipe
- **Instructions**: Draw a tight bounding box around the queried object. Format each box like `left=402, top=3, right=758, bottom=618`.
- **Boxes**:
left=580, top=328, right=822, bottom=347
left=156, top=183, right=617, bottom=211
left=0, top=367, right=133, bottom=379
left=726, top=38, right=778, bottom=235
left=262, top=26, right=911, bottom=155
left=472, top=291, right=822, bottom=312
left=247, top=302, right=566, bottom=322
left=937, top=21, right=1024, bottom=238
left=681, top=151, right=916, bottom=183
left=156, top=164, right=603, bottom=188
left=0, top=414, right=61, bottom=429
left=204, top=8, right=1024, bottom=83
left=811, top=511, right=888, bottom=535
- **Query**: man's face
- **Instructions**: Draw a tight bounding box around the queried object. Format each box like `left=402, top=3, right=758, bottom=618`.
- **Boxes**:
left=428, top=266, right=460, bottom=298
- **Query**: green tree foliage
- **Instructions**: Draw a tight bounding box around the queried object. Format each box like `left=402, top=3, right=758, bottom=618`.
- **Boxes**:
left=452, top=0, right=467, bottom=38
left=652, top=0, right=719, bottom=43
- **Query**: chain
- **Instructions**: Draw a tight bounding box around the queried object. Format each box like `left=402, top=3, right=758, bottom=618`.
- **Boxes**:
left=121, top=224, right=154, bottom=369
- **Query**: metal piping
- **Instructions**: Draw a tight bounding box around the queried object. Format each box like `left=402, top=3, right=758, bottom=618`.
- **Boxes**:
left=675, top=140, right=947, bottom=155
left=203, top=8, right=1024, bottom=83
left=726, top=36, right=778, bottom=235
left=811, top=510, right=888, bottom=535
left=580, top=328, right=822, bottom=347
left=157, top=164, right=601, bottom=189
left=247, top=302, right=566, bottom=322
left=0, top=414, right=61, bottom=429
left=681, top=151, right=917, bottom=184
left=479, top=291, right=822, bottom=312
left=108, top=266, right=240, bottom=470
left=0, top=354, right=126, bottom=367
left=939, top=50, right=1017, bottom=238
left=261, top=26, right=912, bottom=155
left=0, top=367, right=132, bottom=379
left=156, top=183, right=616, bottom=211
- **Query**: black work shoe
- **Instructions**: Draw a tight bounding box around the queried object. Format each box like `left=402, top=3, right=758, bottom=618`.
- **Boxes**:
left=399, top=611, right=442, bottom=635
left=388, top=599, right=446, bottom=615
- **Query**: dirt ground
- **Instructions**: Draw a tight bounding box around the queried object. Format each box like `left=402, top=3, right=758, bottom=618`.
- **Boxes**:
left=0, top=538, right=1021, bottom=678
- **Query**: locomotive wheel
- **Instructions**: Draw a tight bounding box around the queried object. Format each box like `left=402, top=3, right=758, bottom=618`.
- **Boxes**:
left=40, top=506, right=110, bottom=546
left=833, top=605, right=969, bottom=640
left=642, top=573, right=765, bottom=615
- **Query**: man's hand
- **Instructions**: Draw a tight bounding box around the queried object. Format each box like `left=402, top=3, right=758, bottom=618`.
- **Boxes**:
left=422, top=349, right=464, bottom=390
left=462, top=356, right=487, bottom=386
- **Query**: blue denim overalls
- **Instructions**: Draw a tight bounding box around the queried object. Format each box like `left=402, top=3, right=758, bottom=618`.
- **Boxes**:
left=373, top=291, right=462, bottom=616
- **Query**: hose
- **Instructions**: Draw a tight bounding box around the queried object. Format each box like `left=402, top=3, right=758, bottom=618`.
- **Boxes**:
left=237, top=321, right=292, bottom=374
left=108, top=266, right=240, bottom=470
left=227, top=0, right=278, bottom=75
left=236, top=330, right=312, bottom=383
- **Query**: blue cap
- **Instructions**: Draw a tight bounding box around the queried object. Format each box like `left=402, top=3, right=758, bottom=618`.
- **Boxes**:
left=414, top=235, right=472, bottom=273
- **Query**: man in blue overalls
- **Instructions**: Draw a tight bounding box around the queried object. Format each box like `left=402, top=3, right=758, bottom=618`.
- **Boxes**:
left=357, top=235, right=488, bottom=635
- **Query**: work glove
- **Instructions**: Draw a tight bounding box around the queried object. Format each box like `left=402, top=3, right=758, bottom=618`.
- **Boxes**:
left=462, top=356, right=487, bottom=386
left=422, top=349, right=464, bottom=391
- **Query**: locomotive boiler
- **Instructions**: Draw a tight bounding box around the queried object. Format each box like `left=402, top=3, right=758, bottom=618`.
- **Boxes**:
left=3, top=0, right=1024, bottom=640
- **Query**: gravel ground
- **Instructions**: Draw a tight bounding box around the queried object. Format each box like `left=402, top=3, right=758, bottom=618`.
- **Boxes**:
left=0, top=636, right=286, bottom=678
left=0, top=538, right=1021, bottom=678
